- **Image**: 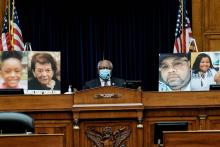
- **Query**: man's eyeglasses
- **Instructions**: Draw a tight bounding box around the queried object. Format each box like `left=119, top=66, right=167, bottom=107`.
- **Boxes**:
left=159, top=59, right=188, bottom=71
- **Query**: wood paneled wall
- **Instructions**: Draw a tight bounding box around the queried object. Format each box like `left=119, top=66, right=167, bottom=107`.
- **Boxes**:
left=192, top=0, right=220, bottom=51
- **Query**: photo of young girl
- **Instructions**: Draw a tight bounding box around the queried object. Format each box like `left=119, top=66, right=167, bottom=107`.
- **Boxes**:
left=0, top=51, right=28, bottom=89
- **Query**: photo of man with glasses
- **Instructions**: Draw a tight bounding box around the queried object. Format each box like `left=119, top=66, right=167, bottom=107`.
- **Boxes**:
left=159, top=53, right=191, bottom=91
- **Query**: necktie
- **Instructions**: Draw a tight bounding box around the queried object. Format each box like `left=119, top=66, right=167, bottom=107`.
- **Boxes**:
left=104, top=81, right=108, bottom=86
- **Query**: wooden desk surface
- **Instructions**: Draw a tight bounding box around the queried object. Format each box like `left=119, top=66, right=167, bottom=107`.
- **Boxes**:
left=163, top=130, right=220, bottom=147
left=143, top=91, right=220, bottom=108
left=0, top=90, right=220, bottom=111
left=1, top=90, right=220, bottom=147
left=0, top=134, right=64, bottom=147
left=0, top=94, right=73, bottom=112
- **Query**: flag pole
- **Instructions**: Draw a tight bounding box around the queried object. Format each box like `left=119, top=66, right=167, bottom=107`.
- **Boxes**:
left=7, top=0, right=10, bottom=35
left=11, top=0, right=15, bottom=51
left=181, top=0, right=184, bottom=53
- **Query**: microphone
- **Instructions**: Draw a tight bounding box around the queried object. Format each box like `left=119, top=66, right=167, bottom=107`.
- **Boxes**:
left=106, top=73, right=110, bottom=79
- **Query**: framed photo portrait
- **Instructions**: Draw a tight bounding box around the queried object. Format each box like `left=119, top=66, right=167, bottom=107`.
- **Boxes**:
left=27, top=51, right=61, bottom=94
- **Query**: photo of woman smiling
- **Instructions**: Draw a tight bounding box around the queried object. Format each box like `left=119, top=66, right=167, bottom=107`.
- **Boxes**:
left=191, top=52, right=220, bottom=91
left=28, top=51, right=61, bottom=92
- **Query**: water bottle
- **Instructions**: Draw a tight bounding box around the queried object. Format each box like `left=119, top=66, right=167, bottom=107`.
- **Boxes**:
left=24, top=42, right=32, bottom=51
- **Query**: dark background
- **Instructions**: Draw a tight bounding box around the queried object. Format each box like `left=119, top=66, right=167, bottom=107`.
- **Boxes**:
left=15, top=0, right=192, bottom=92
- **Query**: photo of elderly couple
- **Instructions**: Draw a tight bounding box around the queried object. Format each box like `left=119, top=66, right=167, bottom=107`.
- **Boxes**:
left=0, top=51, right=60, bottom=94
left=159, top=52, right=220, bottom=92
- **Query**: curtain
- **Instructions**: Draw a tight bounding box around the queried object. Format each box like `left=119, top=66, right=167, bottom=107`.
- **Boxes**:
left=16, top=0, right=191, bottom=92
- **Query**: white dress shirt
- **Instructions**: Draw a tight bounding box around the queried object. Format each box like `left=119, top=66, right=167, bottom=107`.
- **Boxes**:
left=100, top=78, right=111, bottom=86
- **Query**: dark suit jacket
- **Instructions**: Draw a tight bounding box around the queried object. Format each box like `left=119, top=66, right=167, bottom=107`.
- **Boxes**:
left=84, top=77, right=126, bottom=89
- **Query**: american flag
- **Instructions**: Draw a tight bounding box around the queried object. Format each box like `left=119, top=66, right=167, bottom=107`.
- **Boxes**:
left=0, top=3, right=25, bottom=51
left=173, top=0, right=192, bottom=53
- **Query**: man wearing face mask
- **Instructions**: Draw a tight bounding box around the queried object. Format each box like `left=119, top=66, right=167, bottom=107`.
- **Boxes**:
left=83, top=59, right=126, bottom=89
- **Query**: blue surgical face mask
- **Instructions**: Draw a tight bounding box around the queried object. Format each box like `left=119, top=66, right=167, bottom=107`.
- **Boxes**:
left=99, top=69, right=111, bottom=80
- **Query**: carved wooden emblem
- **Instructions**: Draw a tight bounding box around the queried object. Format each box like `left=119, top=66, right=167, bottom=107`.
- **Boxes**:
left=86, top=127, right=131, bottom=147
